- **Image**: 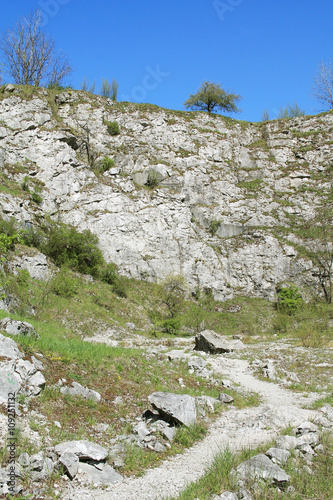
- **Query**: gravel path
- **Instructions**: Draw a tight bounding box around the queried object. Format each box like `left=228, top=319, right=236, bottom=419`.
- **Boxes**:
left=63, top=354, right=320, bottom=500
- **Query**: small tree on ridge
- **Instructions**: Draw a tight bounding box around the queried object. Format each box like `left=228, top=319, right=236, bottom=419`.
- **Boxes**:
left=184, top=81, right=242, bottom=114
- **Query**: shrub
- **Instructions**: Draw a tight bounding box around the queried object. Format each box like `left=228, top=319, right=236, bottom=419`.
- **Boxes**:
left=21, top=176, right=30, bottom=192
left=43, top=223, right=104, bottom=277
left=100, top=263, right=118, bottom=285
left=209, top=220, right=221, bottom=236
left=112, top=277, right=128, bottom=298
left=159, top=317, right=181, bottom=334
left=49, top=267, right=77, bottom=298
left=0, top=217, right=18, bottom=237
left=105, top=120, right=120, bottom=136
left=21, top=224, right=44, bottom=248
left=94, top=157, right=115, bottom=174
left=146, top=170, right=159, bottom=188
left=31, top=191, right=43, bottom=204
left=276, top=284, right=303, bottom=315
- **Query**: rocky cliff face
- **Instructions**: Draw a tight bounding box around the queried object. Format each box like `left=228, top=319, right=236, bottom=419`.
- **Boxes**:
left=0, top=86, right=332, bottom=301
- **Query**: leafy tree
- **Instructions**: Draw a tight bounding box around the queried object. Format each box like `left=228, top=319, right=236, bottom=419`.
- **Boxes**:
left=184, top=81, right=242, bottom=114
left=312, top=59, right=333, bottom=111
left=161, top=274, right=187, bottom=318
left=277, top=102, right=305, bottom=119
left=0, top=10, right=71, bottom=87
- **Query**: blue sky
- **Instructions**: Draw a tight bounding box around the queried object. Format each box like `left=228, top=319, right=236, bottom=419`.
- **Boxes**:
left=0, top=0, right=332, bottom=122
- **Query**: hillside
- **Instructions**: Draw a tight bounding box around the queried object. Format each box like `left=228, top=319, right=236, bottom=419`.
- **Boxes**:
left=0, top=85, right=333, bottom=499
left=1, top=85, right=333, bottom=301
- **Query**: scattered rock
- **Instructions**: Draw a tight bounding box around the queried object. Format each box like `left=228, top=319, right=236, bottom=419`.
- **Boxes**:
left=195, top=330, right=244, bottom=354
left=265, top=447, right=290, bottom=465
left=0, top=318, right=39, bottom=338
left=296, top=421, right=318, bottom=435
left=148, top=392, right=197, bottom=426
left=0, top=333, right=23, bottom=360
left=275, top=435, right=297, bottom=450
left=54, top=440, right=108, bottom=461
left=218, top=393, right=234, bottom=404
left=60, top=381, right=101, bottom=402
left=233, top=454, right=290, bottom=485
left=76, top=462, right=123, bottom=485
left=58, top=452, right=79, bottom=480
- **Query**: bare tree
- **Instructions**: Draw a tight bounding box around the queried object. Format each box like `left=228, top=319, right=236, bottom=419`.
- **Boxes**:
left=312, top=59, right=333, bottom=111
left=0, top=10, right=72, bottom=87
left=80, top=77, right=96, bottom=94
left=100, top=77, right=118, bottom=100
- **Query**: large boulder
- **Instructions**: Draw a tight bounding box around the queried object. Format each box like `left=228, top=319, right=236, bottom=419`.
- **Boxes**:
left=195, top=330, right=243, bottom=354
left=233, top=454, right=290, bottom=485
left=0, top=334, right=23, bottom=360
left=148, top=392, right=197, bottom=426
left=76, top=462, right=123, bottom=485
left=54, top=440, right=108, bottom=461
left=0, top=318, right=39, bottom=338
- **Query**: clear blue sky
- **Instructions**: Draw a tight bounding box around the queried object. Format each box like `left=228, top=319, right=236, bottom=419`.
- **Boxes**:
left=1, top=0, right=332, bottom=122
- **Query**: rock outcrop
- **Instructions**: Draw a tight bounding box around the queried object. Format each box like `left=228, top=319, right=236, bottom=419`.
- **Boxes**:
left=0, top=87, right=332, bottom=300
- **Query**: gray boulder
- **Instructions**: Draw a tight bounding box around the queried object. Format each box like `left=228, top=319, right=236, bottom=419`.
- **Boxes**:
left=58, top=452, right=79, bottom=479
left=195, top=330, right=243, bottom=354
left=54, top=440, right=108, bottom=461
left=0, top=364, right=21, bottom=404
left=0, top=333, right=23, bottom=360
left=60, top=382, right=101, bottom=402
left=28, top=371, right=46, bottom=395
left=213, top=492, right=238, bottom=500
left=0, top=318, right=39, bottom=338
left=148, top=392, right=197, bottom=426
left=233, top=454, right=290, bottom=485
left=76, top=462, right=123, bottom=485
left=188, top=356, right=207, bottom=371
left=218, top=393, right=234, bottom=404
left=275, top=435, right=297, bottom=450
left=265, top=447, right=290, bottom=465
left=296, top=421, right=318, bottom=435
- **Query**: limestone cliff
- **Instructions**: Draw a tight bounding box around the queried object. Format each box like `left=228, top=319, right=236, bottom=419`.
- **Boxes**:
left=0, top=85, right=332, bottom=300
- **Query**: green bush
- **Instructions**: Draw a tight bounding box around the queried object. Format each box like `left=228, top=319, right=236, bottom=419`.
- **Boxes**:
left=159, top=317, right=181, bottom=334
left=146, top=170, right=159, bottom=188
left=105, top=120, right=120, bottom=136
left=0, top=217, right=18, bottom=237
left=21, top=225, right=44, bottom=249
left=112, top=277, right=128, bottom=298
left=21, top=176, right=30, bottom=192
left=31, top=191, right=43, bottom=204
left=100, top=263, right=118, bottom=285
left=209, top=220, right=221, bottom=236
left=42, top=223, right=104, bottom=277
left=94, top=157, right=115, bottom=174
left=50, top=267, right=77, bottom=298
left=276, top=284, right=303, bottom=315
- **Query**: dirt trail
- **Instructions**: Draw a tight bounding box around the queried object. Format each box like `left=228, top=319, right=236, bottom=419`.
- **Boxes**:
left=64, top=355, right=320, bottom=500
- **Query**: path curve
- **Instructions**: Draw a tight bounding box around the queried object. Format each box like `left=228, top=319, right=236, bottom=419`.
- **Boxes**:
left=63, top=355, right=320, bottom=500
